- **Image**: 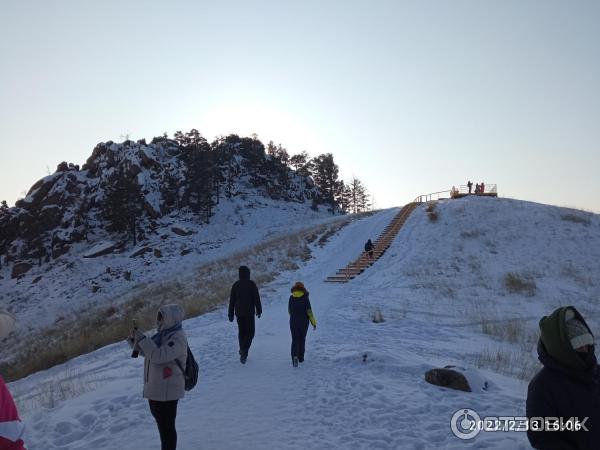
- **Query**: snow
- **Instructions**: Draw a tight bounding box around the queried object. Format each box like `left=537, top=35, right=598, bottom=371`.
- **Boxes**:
left=82, top=241, right=118, bottom=258
left=7, top=196, right=600, bottom=449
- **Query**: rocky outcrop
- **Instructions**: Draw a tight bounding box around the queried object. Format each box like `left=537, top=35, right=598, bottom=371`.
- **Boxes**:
left=0, top=133, right=323, bottom=268
left=11, top=262, right=32, bottom=279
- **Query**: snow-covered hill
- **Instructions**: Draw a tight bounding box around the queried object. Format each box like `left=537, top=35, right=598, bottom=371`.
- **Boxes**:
left=8, top=196, right=600, bottom=449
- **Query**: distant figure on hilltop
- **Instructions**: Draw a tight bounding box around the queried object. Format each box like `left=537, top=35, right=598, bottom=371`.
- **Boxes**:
left=467, top=180, right=473, bottom=194
left=475, top=183, right=480, bottom=194
left=228, top=265, right=262, bottom=364
left=526, top=306, right=600, bottom=449
left=480, top=182, right=485, bottom=194
left=288, top=282, right=317, bottom=367
left=0, top=311, right=26, bottom=450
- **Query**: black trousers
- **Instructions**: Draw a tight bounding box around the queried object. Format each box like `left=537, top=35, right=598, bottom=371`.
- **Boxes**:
left=237, top=315, right=255, bottom=356
left=290, top=324, right=309, bottom=359
left=149, top=399, right=178, bottom=450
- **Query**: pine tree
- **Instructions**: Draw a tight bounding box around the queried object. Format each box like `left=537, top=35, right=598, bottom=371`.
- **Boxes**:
left=336, top=181, right=352, bottom=213
left=312, top=153, right=340, bottom=214
left=103, top=164, right=144, bottom=245
left=182, top=132, right=219, bottom=223
left=349, top=177, right=370, bottom=213
left=290, top=151, right=313, bottom=177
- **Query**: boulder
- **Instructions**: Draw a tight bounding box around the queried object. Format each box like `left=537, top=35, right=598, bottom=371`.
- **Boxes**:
left=11, top=262, right=32, bottom=279
left=171, top=225, right=193, bottom=236
left=425, top=367, right=472, bottom=392
left=83, top=241, right=118, bottom=258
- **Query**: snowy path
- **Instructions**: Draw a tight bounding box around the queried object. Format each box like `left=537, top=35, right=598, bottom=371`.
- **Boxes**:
left=12, top=204, right=536, bottom=449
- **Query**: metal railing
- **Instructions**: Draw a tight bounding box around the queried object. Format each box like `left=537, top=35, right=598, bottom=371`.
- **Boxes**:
left=456, top=184, right=498, bottom=195
left=413, top=184, right=498, bottom=204
left=413, top=190, right=451, bottom=204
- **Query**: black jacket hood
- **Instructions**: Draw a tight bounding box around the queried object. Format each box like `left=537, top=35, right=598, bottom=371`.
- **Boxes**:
left=239, top=265, right=250, bottom=280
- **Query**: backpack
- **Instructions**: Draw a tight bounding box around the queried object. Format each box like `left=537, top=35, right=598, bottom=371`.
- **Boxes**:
left=175, top=346, right=199, bottom=391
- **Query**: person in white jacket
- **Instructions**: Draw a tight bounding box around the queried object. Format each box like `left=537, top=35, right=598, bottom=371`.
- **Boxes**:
left=0, top=310, right=27, bottom=450
left=129, top=304, right=187, bottom=450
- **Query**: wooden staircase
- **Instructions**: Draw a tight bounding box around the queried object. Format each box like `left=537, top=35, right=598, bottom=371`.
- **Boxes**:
left=325, top=202, right=419, bottom=283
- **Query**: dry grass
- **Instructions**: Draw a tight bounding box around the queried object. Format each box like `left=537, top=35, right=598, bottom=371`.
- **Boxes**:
left=475, top=344, right=540, bottom=380
left=468, top=303, right=540, bottom=380
left=14, top=369, right=98, bottom=413
left=425, top=202, right=439, bottom=223
left=2, top=217, right=354, bottom=382
left=561, top=212, right=591, bottom=226
left=504, top=272, right=536, bottom=296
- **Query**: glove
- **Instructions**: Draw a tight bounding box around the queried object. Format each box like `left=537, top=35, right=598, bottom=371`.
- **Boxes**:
left=228, top=315, right=234, bottom=322
left=312, top=324, right=316, bottom=330
left=257, top=313, right=261, bottom=318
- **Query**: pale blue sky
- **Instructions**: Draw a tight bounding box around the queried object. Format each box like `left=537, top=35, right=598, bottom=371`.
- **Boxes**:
left=1, top=0, right=599, bottom=211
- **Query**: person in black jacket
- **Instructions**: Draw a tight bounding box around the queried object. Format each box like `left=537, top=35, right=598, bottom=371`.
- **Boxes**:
left=228, top=265, right=262, bottom=364
left=364, top=239, right=374, bottom=260
left=288, top=282, right=317, bottom=367
left=526, top=306, right=600, bottom=449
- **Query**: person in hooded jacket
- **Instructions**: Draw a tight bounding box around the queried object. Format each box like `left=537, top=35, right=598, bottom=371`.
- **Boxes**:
left=364, top=239, right=374, bottom=260
left=288, top=282, right=317, bottom=367
left=526, top=305, right=600, bottom=449
left=0, top=311, right=26, bottom=450
left=228, top=265, right=262, bottom=364
left=129, top=304, right=188, bottom=450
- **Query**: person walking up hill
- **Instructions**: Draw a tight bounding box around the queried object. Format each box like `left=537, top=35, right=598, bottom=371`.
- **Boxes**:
left=228, top=265, right=262, bottom=364
left=288, top=282, right=317, bottom=367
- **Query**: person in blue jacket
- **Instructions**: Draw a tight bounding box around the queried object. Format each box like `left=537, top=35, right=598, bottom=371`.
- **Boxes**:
left=288, top=282, right=317, bottom=367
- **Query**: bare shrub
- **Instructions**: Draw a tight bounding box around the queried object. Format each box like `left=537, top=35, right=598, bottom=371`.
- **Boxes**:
left=561, top=263, right=594, bottom=287
left=505, top=272, right=536, bottom=296
left=425, top=202, right=438, bottom=223
left=461, top=230, right=482, bottom=238
left=561, top=212, right=591, bottom=226
left=372, top=308, right=385, bottom=323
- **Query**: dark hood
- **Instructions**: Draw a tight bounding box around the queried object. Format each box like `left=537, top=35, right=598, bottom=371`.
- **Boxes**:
left=538, top=305, right=596, bottom=373
left=239, top=265, right=250, bottom=280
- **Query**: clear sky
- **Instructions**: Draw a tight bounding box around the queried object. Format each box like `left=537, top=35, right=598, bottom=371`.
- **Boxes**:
left=1, top=0, right=599, bottom=211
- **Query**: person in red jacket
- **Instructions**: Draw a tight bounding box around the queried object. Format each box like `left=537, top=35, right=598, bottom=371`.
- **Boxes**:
left=0, top=311, right=26, bottom=450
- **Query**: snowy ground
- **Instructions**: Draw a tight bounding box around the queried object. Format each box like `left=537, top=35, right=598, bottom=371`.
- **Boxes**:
left=8, top=196, right=600, bottom=449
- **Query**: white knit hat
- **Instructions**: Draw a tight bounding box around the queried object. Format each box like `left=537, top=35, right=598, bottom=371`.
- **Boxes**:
left=565, top=317, right=594, bottom=350
left=0, top=310, right=16, bottom=339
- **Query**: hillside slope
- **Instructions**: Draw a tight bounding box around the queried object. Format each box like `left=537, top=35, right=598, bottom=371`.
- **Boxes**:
left=8, top=197, right=600, bottom=450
